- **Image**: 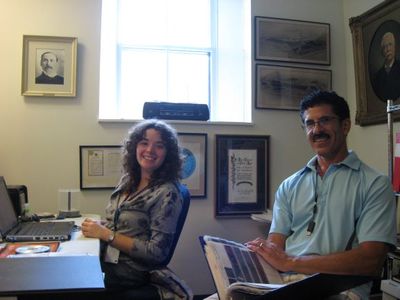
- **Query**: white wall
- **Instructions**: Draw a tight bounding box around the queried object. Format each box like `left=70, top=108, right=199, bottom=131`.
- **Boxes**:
left=0, top=0, right=381, bottom=295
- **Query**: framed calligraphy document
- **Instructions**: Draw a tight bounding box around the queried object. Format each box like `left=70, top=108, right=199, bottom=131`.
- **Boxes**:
left=215, top=135, right=269, bottom=217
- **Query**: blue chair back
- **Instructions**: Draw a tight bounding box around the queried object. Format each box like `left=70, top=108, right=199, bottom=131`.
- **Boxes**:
left=160, top=183, right=190, bottom=266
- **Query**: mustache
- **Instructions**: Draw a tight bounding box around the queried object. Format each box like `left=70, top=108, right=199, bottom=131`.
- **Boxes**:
left=312, top=133, right=330, bottom=141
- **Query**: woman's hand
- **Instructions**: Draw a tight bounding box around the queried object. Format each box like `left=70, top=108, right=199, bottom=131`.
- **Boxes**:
left=81, top=218, right=109, bottom=241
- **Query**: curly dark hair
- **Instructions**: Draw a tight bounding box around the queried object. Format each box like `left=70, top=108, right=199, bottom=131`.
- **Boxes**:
left=121, top=119, right=182, bottom=192
left=299, top=90, right=350, bottom=123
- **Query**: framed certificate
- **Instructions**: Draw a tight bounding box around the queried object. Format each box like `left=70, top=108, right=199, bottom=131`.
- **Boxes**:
left=79, top=145, right=122, bottom=189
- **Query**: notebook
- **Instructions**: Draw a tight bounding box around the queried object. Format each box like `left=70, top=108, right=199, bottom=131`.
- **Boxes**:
left=199, top=235, right=375, bottom=300
left=199, top=235, right=283, bottom=300
left=0, top=176, right=74, bottom=242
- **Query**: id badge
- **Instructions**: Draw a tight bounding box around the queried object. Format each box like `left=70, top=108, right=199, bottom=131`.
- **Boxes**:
left=104, top=245, right=120, bottom=264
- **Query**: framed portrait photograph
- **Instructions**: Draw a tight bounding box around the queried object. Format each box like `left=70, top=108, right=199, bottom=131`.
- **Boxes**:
left=79, top=145, right=123, bottom=190
left=255, top=16, right=330, bottom=65
left=21, top=35, right=77, bottom=97
left=178, top=133, right=207, bottom=198
left=349, top=0, right=400, bottom=126
left=215, top=135, right=269, bottom=217
left=255, top=63, right=332, bottom=110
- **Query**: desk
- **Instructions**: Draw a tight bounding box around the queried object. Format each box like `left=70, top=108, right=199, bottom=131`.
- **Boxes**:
left=0, top=215, right=104, bottom=299
left=58, top=214, right=100, bottom=256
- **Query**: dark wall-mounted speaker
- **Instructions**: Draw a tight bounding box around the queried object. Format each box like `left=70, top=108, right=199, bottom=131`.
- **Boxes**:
left=143, top=102, right=210, bottom=121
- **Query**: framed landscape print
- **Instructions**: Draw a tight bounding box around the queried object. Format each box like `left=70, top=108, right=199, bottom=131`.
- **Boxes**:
left=255, top=16, right=330, bottom=65
left=255, top=64, right=332, bottom=110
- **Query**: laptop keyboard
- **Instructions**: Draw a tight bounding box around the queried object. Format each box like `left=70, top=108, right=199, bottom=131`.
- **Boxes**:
left=224, top=244, right=268, bottom=284
left=18, top=222, right=63, bottom=235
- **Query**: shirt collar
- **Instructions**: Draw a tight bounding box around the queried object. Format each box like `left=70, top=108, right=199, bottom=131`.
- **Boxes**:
left=302, top=150, right=360, bottom=174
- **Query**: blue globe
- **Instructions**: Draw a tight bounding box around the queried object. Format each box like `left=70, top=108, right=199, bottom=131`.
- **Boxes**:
left=182, top=148, right=196, bottom=179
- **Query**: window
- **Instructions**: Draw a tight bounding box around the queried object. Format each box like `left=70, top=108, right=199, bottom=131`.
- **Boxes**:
left=99, top=0, right=251, bottom=123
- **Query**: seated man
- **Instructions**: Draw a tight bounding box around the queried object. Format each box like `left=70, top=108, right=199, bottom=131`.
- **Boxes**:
left=246, top=90, right=397, bottom=299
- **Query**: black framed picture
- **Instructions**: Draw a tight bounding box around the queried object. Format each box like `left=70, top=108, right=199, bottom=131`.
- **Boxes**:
left=215, top=135, right=269, bottom=217
left=79, top=145, right=122, bottom=190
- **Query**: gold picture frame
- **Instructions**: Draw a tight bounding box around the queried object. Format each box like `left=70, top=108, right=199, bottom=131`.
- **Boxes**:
left=21, top=35, right=77, bottom=97
left=349, top=0, right=400, bottom=126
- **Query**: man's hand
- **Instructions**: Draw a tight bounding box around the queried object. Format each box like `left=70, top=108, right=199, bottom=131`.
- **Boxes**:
left=246, top=235, right=390, bottom=276
left=246, top=237, right=293, bottom=272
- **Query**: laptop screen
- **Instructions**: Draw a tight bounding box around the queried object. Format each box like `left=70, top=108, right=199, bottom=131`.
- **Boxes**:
left=0, top=176, right=19, bottom=237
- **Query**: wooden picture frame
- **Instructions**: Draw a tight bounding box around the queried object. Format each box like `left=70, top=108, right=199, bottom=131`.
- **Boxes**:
left=255, top=16, right=330, bottom=65
left=21, top=35, right=77, bottom=97
left=255, top=64, right=332, bottom=110
left=215, top=135, right=269, bottom=217
left=178, top=133, right=207, bottom=198
left=349, top=0, right=400, bottom=126
left=79, top=145, right=122, bottom=190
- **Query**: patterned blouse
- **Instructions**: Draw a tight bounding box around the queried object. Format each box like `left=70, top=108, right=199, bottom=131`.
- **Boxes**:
left=103, top=180, right=183, bottom=273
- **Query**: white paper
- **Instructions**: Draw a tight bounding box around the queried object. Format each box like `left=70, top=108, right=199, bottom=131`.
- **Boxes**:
left=228, top=149, right=257, bottom=203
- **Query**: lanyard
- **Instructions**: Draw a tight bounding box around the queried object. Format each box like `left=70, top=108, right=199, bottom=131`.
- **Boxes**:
left=306, top=170, right=319, bottom=236
left=113, top=192, right=129, bottom=231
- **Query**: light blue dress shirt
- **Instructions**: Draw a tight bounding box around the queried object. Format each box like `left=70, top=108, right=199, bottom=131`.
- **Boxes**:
left=270, top=151, right=397, bottom=299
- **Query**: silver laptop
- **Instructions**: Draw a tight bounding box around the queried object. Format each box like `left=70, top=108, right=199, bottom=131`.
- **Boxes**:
left=0, top=176, right=74, bottom=242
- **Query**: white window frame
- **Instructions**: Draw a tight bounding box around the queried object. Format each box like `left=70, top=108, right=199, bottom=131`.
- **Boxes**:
left=98, top=0, right=252, bottom=124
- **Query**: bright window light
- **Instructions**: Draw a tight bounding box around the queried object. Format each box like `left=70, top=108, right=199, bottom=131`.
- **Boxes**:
left=99, top=0, right=251, bottom=123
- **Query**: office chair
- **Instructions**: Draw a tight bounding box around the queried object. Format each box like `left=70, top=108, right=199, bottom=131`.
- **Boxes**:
left=160, top=183, right=191, bottom=266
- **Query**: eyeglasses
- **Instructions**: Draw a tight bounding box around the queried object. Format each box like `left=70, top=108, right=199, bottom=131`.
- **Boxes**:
left=303, top=116, right=339, bottom=131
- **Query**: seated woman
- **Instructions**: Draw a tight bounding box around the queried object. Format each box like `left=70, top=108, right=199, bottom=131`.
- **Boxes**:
left=82, top=119, right=191, bottom=299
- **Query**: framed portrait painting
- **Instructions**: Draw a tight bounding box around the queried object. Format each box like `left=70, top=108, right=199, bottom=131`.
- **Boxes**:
left=349, top=0, right=400, bottom=126
left=255, top=64, right=332, bottom=110
left=255, top=16, right=330, bottom=65
left=215, top=135, right=269, bottom=217
left=21, top=35, right=77, bottom=97
left=178, top=133, right=207, bottom=198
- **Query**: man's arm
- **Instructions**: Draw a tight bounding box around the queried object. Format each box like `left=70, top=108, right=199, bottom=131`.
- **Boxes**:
left=247, top=233, right=390, bottom=276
